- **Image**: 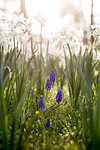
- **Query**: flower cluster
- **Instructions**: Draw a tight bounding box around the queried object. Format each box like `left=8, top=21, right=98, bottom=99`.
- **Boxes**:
left=45, top=78, right=51, bottom=91
left=56, top=89, right=62, bottom=104
left=29, top=71, right=32, bottom=77
left=46, top=118, right=50, bottom=128
left=39, top=70, right=62, bottom=130
left=91, top=25, right=100, bottom=39
left=50, top=69, right=56, bottom=87
left=0, top=11, right=31, bottom=51
left=38, top=88, right=62, bottom=129
left=38, top=96, right=50, bottom=129
left=45, top=68, right=55, bottom=91
left=38, top=95, right=45, bottom=111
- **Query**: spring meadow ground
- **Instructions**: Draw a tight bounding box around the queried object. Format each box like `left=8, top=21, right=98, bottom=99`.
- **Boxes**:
left=0, top=9, right=100, bottom=150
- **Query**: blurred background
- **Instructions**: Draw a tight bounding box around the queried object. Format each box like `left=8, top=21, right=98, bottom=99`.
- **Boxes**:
left=0, top=0, right=100, bottom=56
left=0, top=0, right=99, bottom=36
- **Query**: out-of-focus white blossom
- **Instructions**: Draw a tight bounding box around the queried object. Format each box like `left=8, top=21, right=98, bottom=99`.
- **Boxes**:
left=68, top=40, right=78, bottom=50
left=92, top=28, right=100, bottom=39
left=51, top=28, right=83, bottom=57
left=34, top=13, right=47, bottom=26
left=59, top=58, right=65, bottom=69
left=21, top=32, right=30, bottom=44
left=0, top=10, right=32, bottom=52
left=91, top=25, right=96, bottom=30
left=90, top=25, right=100, bottom=40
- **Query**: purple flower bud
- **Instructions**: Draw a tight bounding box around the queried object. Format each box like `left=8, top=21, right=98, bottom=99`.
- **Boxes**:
left=38, top=95, right=45, bottom=111
left=56, top=89, right=62, bottom=104
left=46, top=78, right=51, bottom=91
left=49, top=68, right=55, bottom=87
left=29, top=71, right=32, bottom=77
left=91, top=80, right=93, bottom=86
left=46, top=118, right=50, bottom=128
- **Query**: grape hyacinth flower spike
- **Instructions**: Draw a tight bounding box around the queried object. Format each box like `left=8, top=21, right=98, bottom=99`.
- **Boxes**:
left=50, top=68, right=55, bottom=87
left=56, top=89, right=62, bottom=104
left=29, top=71, right=32, bottom=77
left=46, top=78, right=51, bottom=91
left=38, top=95, right=45, bottom=111
left=46, top=118, right=50, bottom=128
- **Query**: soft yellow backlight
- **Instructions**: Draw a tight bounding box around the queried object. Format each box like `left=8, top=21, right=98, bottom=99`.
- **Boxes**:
left=25, top=0, right=59, bottom=19
left=25, top=0, right=60, bottom=37
left=94, top=70, right=99, bottom=77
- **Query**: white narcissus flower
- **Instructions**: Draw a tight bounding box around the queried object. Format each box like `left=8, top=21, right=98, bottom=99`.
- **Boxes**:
left=68, top=40, right=78, bottom=50
left=21, top=32, right=30, bottom=44
left=0, top=10, right=32, bottom=52
left=59, top=58, right=65, bottom=69
left=92, top=28, right=100, bottom=39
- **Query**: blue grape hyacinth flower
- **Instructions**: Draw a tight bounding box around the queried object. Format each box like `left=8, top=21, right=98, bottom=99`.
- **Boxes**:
left=56, top=89, right=62, bottom=104
left=29, top=71, right=32, bottom=77
left=46, top=78, right=51, bottom=91
left=46, top=118, right=50, bottom=128
left=38, top=95, right=45, bottom=111
left=50, top=68, right=55, bottom=87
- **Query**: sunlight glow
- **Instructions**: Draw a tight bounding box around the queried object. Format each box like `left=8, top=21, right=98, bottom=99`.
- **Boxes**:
left=26, top=0, right=59, bottom=19
left=26, top=0, right=60, bottom=37
left=0, top=0, right=100, bottom=38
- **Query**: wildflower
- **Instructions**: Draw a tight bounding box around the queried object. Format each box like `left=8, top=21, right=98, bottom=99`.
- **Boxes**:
left=59, top=58, right=65, bottom=69
left=38, top=95, right=45, bottom=111
left=35, top=111, right=39, bottom=115
left=92, top=28, right=100, bottom=39
left=29, top=71, right=32, bottom=77
left=46, top=78, right=51, bottom=91
left=56, top=89, right=62, bottom=104
left=91, top=80, right=93, bottom=86
left=68, top=40, right=78, bottom=50
left=46, top=118, right=50, bottom=128
left=49, top=68, right=55, bottom=87
left=94, top=70, right=99, bottom=77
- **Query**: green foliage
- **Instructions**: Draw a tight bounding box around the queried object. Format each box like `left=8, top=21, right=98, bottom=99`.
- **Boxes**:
left=1, top=21, right=100, bottom=150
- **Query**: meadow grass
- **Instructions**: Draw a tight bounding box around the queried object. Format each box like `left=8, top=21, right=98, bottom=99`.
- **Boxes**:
left=0, top=14, right=100, bottom=150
